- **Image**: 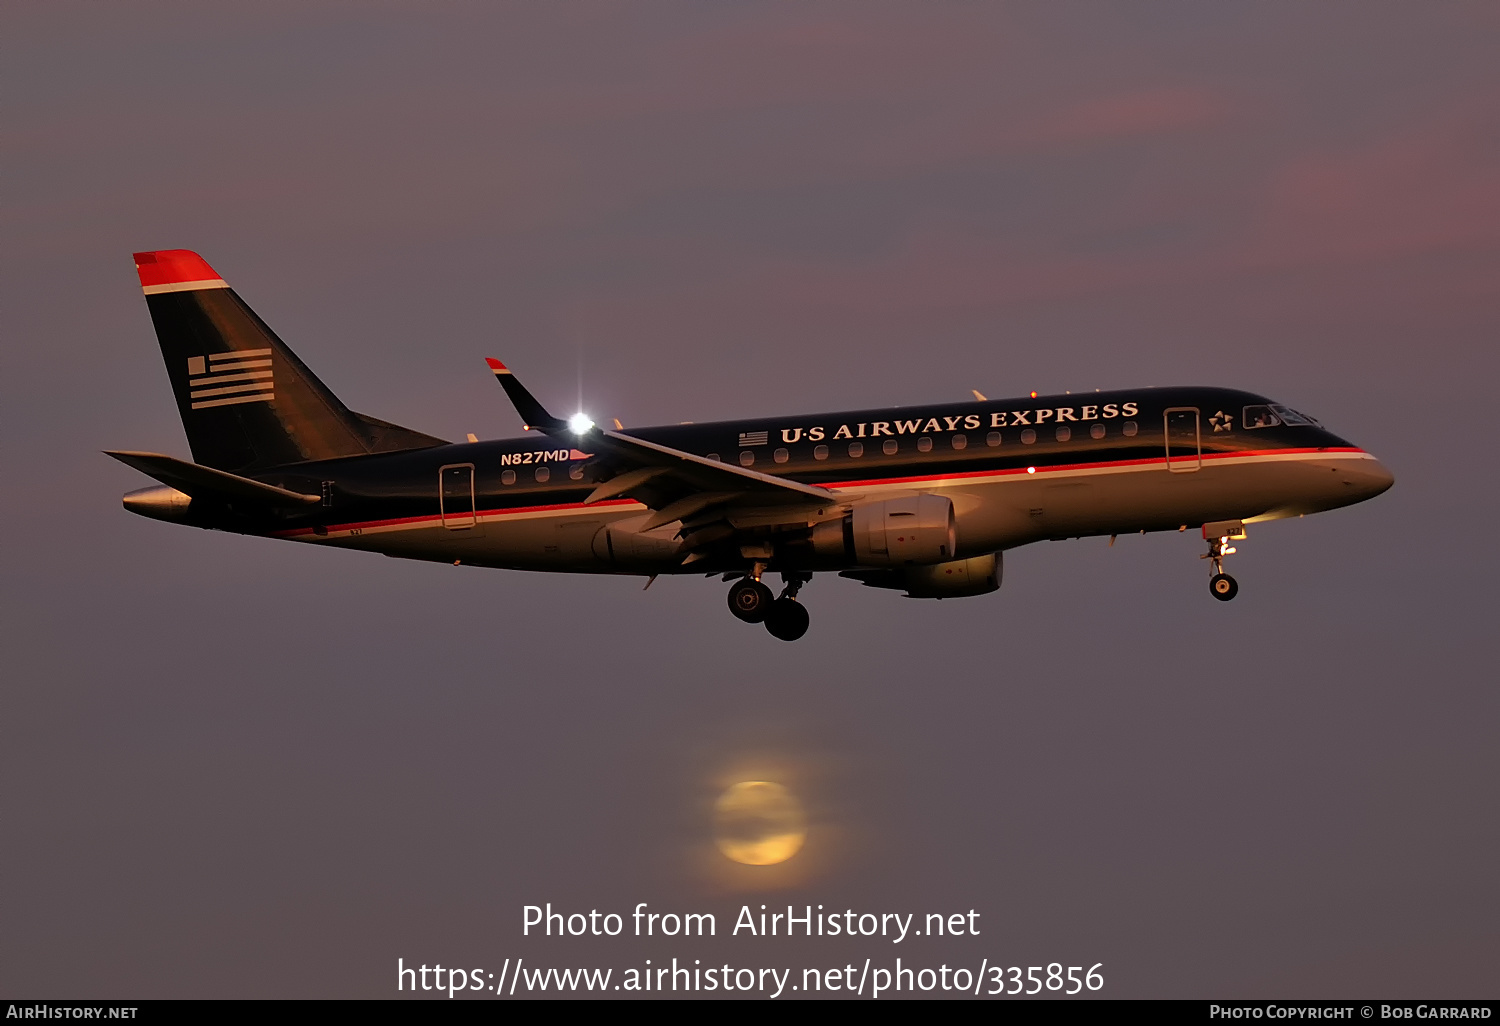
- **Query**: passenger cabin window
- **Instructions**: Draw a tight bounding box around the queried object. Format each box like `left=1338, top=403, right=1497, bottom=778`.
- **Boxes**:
left=813, top=444, right=829, bottom=460
left=535, top=465, right=550, bottom=482
left=1122, top=421, right=1138, bottom=437
left=501, top=469, right=516, bottom=485
left=986, top=431, right=1001, bottom=446
left=1021, top=428, right=1036, bottom=444
left=707, top=453, right=720, bottom=461
left=882, top=439, right=898, bottom=455
left=952, top=434, right=967, bottom=450
left=773, top=448, right=789, bottom=463
left=848, top=441, right=864, bottom=457
left=1090, top=423, right=1105, bottom=439
left=569, top=465, right=584, bottom=480
left=739, top=451, right=755, bottom=467
left=1055, top=426, right=1071, bottom=442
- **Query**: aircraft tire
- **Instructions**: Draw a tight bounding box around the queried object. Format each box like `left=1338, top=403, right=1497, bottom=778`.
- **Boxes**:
left=728, top=579, right=774, bottom=623
left=1209, top=573, right=1238, bottom=601
left=763, top=598, right=810, bottom=641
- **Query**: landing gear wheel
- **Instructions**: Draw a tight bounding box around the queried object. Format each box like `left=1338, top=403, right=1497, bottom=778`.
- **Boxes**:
left=727, top=579, right=774, bottom=622
left=763, top=598, right=810, bottom=641
left=1209, top=573, right=1239, bottom=601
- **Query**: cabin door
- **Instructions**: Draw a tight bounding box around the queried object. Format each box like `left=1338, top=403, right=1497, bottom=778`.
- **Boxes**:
left=439, top=464, right=477, bottom=529
left=1164, top=408, right=1201, bottom=473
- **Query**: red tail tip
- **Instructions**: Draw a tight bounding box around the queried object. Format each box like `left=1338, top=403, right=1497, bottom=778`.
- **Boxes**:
left=484, top=358, right=508, bottom=372
left=133, top=250, right=224, bottom=289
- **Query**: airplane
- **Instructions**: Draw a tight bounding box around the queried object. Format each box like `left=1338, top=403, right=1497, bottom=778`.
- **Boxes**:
left=112, top=249, right=1394, bottom=641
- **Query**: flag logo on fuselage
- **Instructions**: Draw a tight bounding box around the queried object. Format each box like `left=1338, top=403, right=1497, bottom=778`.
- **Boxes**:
left=187, top=349, right=275, bottom=410
left=737, top=430, right=769, bottom=447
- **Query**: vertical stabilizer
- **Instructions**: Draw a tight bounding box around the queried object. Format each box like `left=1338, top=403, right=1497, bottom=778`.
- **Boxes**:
left=133, top=250, right=444, bottom=472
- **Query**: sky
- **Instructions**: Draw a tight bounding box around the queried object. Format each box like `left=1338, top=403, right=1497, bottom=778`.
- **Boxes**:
left=2, top=2, right=1497, bottom=999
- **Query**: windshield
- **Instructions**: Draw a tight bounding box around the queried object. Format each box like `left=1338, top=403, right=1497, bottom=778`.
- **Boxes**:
left=1243, top=403, right=1320, bottom=429
left=1271, top=404, right=1319, bottom=426
left=1243, top=405, right=1279, bottom=429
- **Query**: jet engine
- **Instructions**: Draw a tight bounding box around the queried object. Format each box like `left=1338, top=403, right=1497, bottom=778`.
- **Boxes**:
left=841, top=552, right=1001, bottom=599
left=850, top=494, right=955, bottom=566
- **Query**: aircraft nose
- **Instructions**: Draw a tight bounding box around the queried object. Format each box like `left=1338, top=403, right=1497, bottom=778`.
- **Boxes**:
left=1351, top=456, right=1395, bottom=499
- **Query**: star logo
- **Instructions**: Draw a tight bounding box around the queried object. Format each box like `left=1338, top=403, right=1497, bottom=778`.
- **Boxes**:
left=1209, top=410, right=1233, bottom=433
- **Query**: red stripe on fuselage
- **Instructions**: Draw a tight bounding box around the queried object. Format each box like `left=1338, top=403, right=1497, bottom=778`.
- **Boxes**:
left=819, top=446, right=1366, bottom=490
left=274, top=446, right=1367, bottom=539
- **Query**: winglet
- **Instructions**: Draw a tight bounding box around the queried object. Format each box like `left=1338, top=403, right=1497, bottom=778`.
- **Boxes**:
left=484, top=358, right=568, bottom=434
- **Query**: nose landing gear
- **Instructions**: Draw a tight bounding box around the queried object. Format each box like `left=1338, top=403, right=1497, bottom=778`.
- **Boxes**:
left=726, top=569, right=811, bottom=640
left=1201, top=520, right=1246, bottom=602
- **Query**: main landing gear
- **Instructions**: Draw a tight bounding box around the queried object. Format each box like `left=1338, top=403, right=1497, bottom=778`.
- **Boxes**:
left=727, top=568, right=811, bottom=641
left=1200, top=520, right=1246, bottom=602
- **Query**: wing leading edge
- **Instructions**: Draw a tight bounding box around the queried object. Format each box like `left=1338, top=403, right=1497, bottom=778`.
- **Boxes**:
left=484, top=359, right=843, bottom=564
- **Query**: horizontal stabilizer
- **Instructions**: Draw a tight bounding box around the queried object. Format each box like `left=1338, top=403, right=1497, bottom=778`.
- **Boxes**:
left=105, top=451, right=319, bottom=507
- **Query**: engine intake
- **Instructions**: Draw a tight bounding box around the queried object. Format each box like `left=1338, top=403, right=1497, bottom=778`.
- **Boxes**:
left=851, top=494, right=955, bottom=566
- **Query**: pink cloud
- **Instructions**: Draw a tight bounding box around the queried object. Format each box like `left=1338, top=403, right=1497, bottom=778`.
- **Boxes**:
left=557, top=97, right=1500, bottom=343
left=1250, top=104, right=1500, bottom=267
left=1032, top=87, right=1225, bottom=145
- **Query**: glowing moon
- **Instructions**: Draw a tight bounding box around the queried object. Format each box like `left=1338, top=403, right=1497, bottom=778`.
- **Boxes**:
left=714, top=781, right=806, bottom=866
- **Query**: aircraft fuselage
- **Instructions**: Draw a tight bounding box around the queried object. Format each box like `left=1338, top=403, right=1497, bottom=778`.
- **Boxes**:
left=151, top=385, right=1392, bottom=577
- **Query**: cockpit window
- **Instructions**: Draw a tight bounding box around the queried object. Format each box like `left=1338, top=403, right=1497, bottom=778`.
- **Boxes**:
left=1270, top=404, right=1319, bottom=426
left=1244, top=403, right=1319, bottom=429
left=1243, top=405, right=1281, bottom=429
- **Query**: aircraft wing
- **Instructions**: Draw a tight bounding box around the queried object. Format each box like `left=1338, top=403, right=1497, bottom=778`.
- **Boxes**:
left=486, top=359, right=843, bottom=562
left=582, top=430, right=836, bottom=507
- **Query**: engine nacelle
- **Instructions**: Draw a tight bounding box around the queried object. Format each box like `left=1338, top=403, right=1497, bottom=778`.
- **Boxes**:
left=902, top=552, right=1001, bottom=598
left=842, top=552, right=1001, bottom=599
left=851, top=494, right=955, bottom=566
left=592, top=514, right=682, bottom=569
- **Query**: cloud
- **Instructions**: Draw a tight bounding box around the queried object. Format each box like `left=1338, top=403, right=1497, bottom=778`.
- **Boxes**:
left=1250, top=101, right=1500, bottom=267
left=1031, top=87, right=1225, bottom=146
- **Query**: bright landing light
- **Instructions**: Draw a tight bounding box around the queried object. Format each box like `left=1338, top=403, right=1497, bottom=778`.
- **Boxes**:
left=568, top=412, right=595, bottom=435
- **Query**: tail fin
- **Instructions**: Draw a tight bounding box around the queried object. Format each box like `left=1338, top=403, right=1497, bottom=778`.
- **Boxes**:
left=133, top=250, right=447, bottom=473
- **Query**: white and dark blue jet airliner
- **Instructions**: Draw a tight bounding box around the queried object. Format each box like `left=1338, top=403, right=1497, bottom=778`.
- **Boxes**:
left=111, top=250, right=1394, bottom=640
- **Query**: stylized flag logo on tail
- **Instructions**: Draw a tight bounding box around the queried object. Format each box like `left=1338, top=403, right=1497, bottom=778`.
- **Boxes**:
left=188, top=349, right=275, bottom=409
